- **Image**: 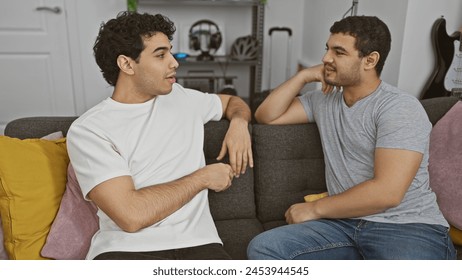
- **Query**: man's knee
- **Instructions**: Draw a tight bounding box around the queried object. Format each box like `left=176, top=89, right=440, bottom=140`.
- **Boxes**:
left=247, top=231, right=276, bottom=259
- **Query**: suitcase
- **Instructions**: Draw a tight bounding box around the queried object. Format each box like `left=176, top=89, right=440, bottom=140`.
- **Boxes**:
left=252, top=26, right=293, bottom=115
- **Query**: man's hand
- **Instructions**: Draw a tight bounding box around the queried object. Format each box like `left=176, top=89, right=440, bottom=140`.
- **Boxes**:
left=217, top=117, right=253, bottom=177
left=301, top=64, right=337, bottom=94
left=195, top=163, right=235, bottom=192
left=217, top=94, right=253, bottom=177
left=285, top=202, right=320, bottom=224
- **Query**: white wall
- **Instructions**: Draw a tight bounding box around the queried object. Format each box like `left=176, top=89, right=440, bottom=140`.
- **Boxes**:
left=262, top=0, right=305, bottom=90
left=299, top=0, right=358, bottom=68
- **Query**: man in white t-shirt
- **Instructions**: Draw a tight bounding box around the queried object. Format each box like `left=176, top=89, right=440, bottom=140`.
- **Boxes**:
left=67, top=11, right=253, bottom=260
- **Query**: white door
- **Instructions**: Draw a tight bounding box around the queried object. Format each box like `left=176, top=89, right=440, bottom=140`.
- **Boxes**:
left=0, top=0, right=75, bottom=134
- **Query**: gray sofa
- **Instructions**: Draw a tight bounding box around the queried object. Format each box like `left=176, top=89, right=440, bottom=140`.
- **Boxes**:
left=4, top=96, right=460, bottom=260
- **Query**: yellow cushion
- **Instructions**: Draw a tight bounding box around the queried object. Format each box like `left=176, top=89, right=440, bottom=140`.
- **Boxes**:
left=450, top=225, right=462, bottom=246
left=304, top=192, right=328, bottom=202
left=0, top=136, right=68, bottom=260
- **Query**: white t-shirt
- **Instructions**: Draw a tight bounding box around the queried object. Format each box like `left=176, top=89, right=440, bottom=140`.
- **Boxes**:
left=67, top=83, right=223, bottom=259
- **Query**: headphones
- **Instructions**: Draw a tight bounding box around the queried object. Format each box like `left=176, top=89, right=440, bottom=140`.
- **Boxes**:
left=189, top=19, right=222, bottom=51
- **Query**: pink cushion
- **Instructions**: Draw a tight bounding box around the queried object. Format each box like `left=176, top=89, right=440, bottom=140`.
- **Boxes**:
left=40, top=163, right=99, bottom=259
left=429, top=101, right=462, bottom=230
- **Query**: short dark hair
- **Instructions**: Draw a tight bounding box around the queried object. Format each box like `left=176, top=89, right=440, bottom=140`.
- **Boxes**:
left=330, top=16, right=391, bottom=76
left=93, top=11, right=176, bottom=86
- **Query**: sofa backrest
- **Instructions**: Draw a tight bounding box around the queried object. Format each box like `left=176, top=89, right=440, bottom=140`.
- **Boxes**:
left=252, top=123, right=327, bottom=230
left=5, top=117, right=77, bottom=139
left=203, top=120, right=257, bottom=221
left=420, top=96, right=459, bottom=125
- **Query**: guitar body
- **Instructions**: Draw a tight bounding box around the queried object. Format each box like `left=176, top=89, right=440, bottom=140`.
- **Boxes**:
left=445, top=39, right=461, bottom=91
left=420, top=17, right=461, bottom=99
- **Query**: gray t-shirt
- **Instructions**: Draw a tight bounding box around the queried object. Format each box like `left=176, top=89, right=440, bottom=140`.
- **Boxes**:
left=298, top=81, right=448, bottom=226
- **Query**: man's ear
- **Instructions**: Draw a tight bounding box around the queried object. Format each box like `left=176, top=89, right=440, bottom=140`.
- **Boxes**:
left=364, top=51, right=380, bottom=70
left=117, top=55, right=135, bottom=75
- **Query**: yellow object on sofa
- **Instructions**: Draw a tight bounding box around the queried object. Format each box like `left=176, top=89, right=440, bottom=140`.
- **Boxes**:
left=0, top=136, right=68, bottom=260
left=304, top=192, right=328, bottom=202
left=450, top=225, right=462, bottom=246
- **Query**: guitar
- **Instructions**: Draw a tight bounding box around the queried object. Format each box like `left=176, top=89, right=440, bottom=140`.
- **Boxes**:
left=420, top=17, right=462, bottom=99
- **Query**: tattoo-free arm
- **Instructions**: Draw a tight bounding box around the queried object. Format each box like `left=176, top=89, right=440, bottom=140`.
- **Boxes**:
left=255, top=64, right=334, bottom=125
left=88, top=162, right=234, bottom=232
left=285, top=148, right=423, bottom=224
left=217, top=94, right=253, bottom=176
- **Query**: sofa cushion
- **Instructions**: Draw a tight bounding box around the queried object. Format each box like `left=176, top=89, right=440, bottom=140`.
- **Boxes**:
left=204, top=120, right=262, bottom=259
left=252, top=123, right=327, bottom=228
left=215, top=219, right=263, bottom=260
left=41, top=163, right=99, bottom=260
left=205, top=120, right=258, bottom=221
left=428, top=101, right=462, bottom=230
left=0, top=136, right=68, bottom=259
left=0, top=131, right=65, bottom=260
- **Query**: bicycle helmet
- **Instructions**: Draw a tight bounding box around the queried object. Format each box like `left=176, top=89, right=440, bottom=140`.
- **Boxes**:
left=230, top=35, right=259, bottom=61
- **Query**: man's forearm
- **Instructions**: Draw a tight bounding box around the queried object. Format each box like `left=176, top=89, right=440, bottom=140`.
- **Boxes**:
left=255, top=71, right=312, bottom=124
left=224, top=96, right=251, bottom=123
left=216, top=94, right=253, bottom=175
left=287, top=179, right=403, bottom=224
left=89, top=163, right=233, bottom=233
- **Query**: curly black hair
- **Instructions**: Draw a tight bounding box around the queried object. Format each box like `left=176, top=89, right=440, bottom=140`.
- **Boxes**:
left=93, top=11, right=176, bottom=86
left=330, top=16, right=391, bottom=76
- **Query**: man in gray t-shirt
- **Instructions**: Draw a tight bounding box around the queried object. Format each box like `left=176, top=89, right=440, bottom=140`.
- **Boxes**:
left=247, top=16, right=455, bottom=260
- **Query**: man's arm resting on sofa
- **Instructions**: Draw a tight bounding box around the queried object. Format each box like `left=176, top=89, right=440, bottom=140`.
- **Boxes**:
left=285, top=147, right=422, bottom=224
left=254, top=65, right=334, bottom=125
left=217, top=94, right=253, bottom=177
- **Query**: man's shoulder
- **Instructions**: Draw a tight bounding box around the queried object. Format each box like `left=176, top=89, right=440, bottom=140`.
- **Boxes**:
left=168, top=83, right=219, bottom=103
left=374, top=83, right=430, bottom=128
left=374, top=82, right=421, bottom=109
left=378, top=82, right=417, bottom=101
left=69, top=99, right=111, bottom=133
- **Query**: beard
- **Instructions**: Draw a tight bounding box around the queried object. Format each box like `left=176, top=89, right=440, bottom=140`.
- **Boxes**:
left=324, top=63, right=361, bottom=87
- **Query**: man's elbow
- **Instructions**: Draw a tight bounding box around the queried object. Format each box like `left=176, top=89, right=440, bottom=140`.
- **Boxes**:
left=254, top=113, right=264, bottom=124
left=113, top=214, right=147, bottom=233
left=254, top=109, right=272, bottom=124
left=380, top=193, right=406, bottom=210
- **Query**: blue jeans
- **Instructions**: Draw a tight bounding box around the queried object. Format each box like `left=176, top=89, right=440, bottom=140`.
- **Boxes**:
left=247, top=219, right=456, bottom=260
